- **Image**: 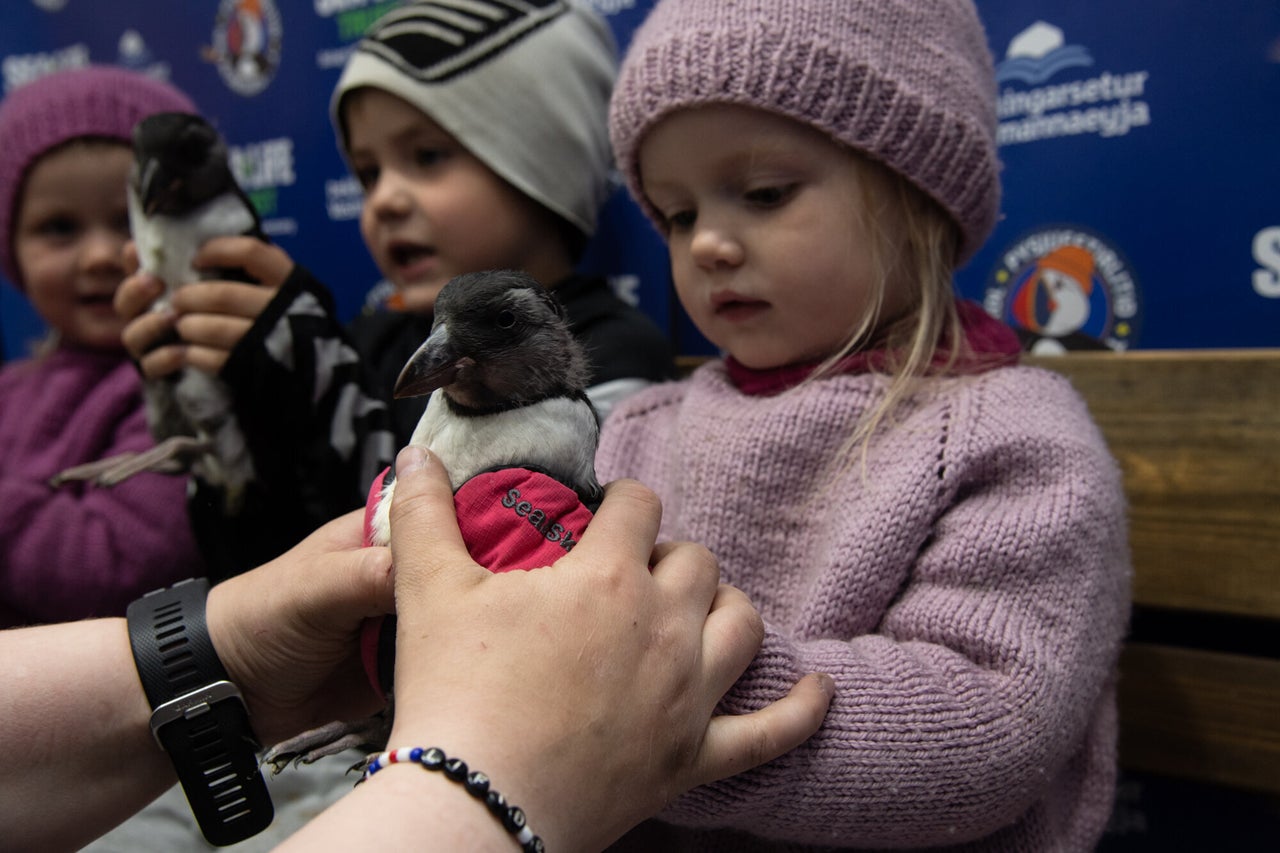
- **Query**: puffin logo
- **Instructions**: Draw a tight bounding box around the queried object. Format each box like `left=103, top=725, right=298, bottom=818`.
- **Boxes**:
left=984, top=227, right=1142, bottom=354
left=205, top=0, right=283, bottom=97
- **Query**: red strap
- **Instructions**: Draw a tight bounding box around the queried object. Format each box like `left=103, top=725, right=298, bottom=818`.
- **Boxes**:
left=360, top=467, right=595, bottom=698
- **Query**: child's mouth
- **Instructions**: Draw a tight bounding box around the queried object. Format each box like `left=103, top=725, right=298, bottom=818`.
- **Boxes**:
left=390, top=244, right=433, bottom=268
left=713, top=297, right=769, bottom=322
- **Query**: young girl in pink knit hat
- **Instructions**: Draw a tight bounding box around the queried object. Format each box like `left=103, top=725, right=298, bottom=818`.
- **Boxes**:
left=0, top=66, right=203, bottom=627
left=600, top=0, right=1131, bottom=849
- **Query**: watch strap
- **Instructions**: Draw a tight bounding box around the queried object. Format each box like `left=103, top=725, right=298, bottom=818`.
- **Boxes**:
left=127, top=578, right=273, bottom=846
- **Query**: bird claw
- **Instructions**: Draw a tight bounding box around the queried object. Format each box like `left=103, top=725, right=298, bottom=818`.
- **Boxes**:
left=48, top=436, right=212, bottom=488
left=261, top=712, right=392, bottom=775
left=48, top=454, right=140, bottom=487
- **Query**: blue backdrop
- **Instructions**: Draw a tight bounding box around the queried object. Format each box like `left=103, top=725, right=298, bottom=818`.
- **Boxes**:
left=3, top=0, right=1277, bottom=362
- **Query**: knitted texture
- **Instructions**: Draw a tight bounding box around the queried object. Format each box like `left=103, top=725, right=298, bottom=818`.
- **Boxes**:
left=609, top=0, right=1001, bottom=263
left=0, top=349, right=201, bottom=628
left=0, top=65, right=195, bottom=288
left=596, top=363, right=1131, bottom=850
left=332, top=0, right=616, bottom=238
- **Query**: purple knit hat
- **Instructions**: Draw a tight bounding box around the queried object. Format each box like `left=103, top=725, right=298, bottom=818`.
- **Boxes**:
left=609, top=0, right=1001, bottom=264
left=0, top=65, right=196, bottom=288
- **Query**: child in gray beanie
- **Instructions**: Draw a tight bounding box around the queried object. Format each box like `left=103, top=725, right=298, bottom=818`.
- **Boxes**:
left=596, top=0, right=1130, bottom=850
left=115, top=0, right=676, bottom=579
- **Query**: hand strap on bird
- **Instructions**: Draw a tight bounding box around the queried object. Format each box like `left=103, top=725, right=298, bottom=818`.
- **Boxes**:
left=359, top=465, right=597, bottom=700
left=127, top=578, right=274, bottom=846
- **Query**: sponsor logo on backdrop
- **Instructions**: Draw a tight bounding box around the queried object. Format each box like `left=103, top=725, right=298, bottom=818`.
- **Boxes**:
left=984, top=226, right=1142, bottom=354
left=205, top=0, right=283, bottom=96
left=609, top=274, right=641, bottom=307
left=326, top=175, right=363, bottom=221
left=313, top=0, right=399, bottom=69
left=2, top=43, right=88, bottom=93
left=230, top=136, right=298, bottom=236
left=1254, top=226, right=1280, bottom=298
left=116, top=30, right=172, bottom=80
left=996, top=21, right=1152, bottom=146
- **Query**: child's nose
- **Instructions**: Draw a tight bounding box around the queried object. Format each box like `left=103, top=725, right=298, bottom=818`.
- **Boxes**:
left=690, top=223, right=744, bottom=270
left=365, top=169, right=413, bottom=219
left=81, top=229, right=126, bottom=273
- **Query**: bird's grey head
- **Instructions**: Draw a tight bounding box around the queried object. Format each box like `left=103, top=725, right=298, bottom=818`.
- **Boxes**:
left=394, top=270, right=591, bottom=413
left=130, top=112, right=234, bottom=216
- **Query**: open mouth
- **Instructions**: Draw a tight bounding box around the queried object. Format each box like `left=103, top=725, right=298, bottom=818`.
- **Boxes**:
left=388, top=242, right=434, bottom=269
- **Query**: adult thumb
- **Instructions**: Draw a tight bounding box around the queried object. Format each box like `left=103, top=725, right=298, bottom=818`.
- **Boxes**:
left=388, top=447, right=485, bottom=604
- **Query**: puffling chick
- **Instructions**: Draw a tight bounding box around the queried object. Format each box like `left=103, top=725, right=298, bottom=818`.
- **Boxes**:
left=369, top=268, right=603, bottom=544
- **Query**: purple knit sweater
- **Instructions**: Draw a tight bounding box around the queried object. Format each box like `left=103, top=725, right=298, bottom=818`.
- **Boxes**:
left=596, top=360, right=1131, bottom=852
left=0, top=347, right=201, bottom=627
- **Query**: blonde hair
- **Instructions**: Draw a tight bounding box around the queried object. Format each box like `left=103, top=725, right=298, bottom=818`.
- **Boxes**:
left=801, top=152, right=966, bottom=465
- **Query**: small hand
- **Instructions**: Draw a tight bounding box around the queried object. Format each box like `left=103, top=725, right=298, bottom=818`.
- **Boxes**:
left=116, top=236, right=294, bottom=378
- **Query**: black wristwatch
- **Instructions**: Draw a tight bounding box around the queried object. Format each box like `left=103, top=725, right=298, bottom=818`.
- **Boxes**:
left=127, top=578, right=273, bottom=846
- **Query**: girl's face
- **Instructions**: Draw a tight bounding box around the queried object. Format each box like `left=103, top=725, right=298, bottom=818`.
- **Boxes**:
left=345, top=88, right=571, bottom=314
left=639, top=105, right=906, bottom=370
left=13, top=141, right=133, bottom=351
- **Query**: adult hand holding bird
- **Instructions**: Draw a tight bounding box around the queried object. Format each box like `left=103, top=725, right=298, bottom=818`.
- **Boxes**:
left=265, top=269, right=607, bottom=767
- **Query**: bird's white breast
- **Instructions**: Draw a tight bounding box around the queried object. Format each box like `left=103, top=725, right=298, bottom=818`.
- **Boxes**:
left=368, top=391, right=600, bottom=546
left=128, top=190, right=258, bottom=305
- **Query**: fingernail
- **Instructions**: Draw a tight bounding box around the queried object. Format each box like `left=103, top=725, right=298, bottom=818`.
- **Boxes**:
left=396, top=446, right=428, bottom=476
left=815, top=673, right=835, bottom=696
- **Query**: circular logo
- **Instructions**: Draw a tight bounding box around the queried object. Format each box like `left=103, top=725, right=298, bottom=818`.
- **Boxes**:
left=208, top=0, right=283, bottom=97
left=983, top=225, right=1142, bottom=354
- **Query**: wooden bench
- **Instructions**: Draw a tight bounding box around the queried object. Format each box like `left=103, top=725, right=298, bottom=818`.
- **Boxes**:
left=1026, top=349, right=1280, bottom=796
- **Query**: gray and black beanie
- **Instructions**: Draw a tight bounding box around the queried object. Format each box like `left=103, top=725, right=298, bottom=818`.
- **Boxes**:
left=332, top=0, right=617, bottom=239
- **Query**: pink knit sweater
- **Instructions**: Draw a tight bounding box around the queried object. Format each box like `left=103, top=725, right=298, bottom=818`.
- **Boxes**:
left=0, top=347, right=201, bottom=627
left=597, top=360, right=1131, bottom=851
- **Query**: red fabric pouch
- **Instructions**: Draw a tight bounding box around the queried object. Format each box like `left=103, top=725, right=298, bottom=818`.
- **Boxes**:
left=359, top=465, right=596, bottom=699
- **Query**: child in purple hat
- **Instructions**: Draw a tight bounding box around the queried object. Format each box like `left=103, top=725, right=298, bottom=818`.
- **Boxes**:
left=598, top=0, right=1131, bottom=849
left=0, top=65, right=203, bottom=627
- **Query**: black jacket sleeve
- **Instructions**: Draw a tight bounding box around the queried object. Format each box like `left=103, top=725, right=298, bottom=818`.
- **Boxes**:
left=190, top=266, right=395, bottom=580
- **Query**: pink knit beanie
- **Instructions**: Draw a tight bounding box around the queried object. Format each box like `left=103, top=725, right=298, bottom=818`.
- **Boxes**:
left=0, top=65, right=196, bottom=288
left=609, top=0, right=1002, bottom=264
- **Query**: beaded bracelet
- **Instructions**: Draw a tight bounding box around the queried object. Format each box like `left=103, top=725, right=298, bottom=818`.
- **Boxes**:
left=362, top=746, right=545, bottom=853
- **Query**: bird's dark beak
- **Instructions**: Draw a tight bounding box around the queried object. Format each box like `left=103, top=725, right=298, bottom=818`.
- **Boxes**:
left=135, top=159, right=161, bottom=213
left=135, top=160, right=175, bottom=217
left=394, top=323, right=472, bottom=399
